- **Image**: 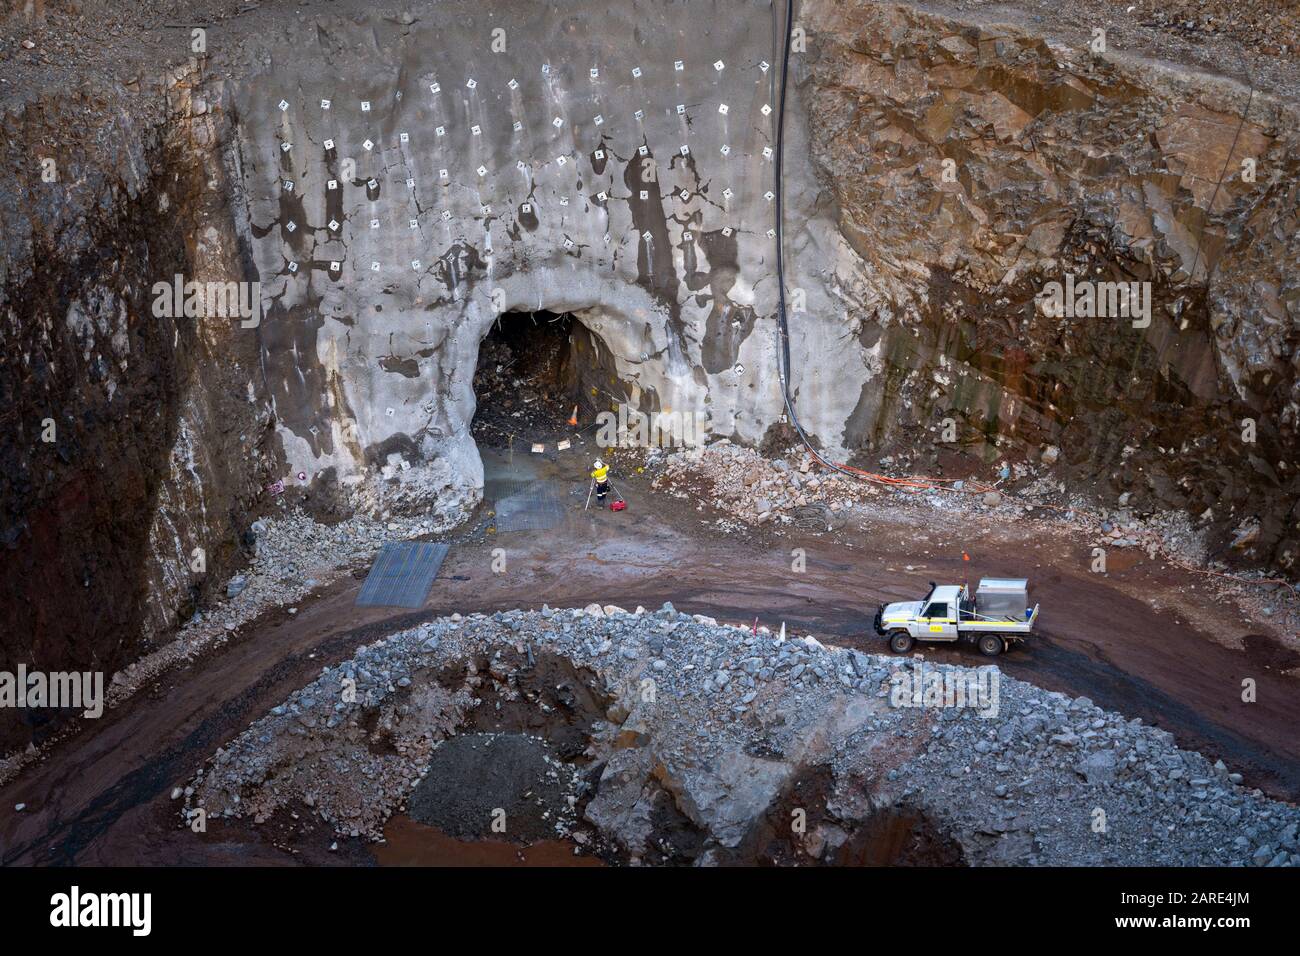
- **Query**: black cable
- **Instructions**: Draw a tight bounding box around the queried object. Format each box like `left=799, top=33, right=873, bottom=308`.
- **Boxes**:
left=771, top=0, right=871, bottom=483
left=772, top=0, right=794, bottom=421
left=1188, top=59, right=1255, bottom=285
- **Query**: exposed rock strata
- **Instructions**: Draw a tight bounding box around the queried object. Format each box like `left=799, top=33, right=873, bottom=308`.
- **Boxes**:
left=803, top=0, right=1299, bottom=571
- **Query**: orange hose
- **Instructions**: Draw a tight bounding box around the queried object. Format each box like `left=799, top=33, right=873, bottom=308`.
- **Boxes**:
left=797, top=444, right=996, bottom=493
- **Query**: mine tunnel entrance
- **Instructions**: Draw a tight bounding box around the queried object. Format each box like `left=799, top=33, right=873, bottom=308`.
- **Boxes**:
left=471, top=309, right=625, bottom=449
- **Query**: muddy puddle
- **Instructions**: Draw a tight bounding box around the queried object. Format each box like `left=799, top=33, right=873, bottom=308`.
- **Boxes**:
left=373, top=816, right=603, bottom=866
left=1241, top=633, right=1300, bottom=671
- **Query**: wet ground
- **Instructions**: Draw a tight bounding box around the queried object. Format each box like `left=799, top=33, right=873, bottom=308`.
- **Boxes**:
left=374, top=817, right=604, bottom=866
left=1, top=446, right=1297, bottom=866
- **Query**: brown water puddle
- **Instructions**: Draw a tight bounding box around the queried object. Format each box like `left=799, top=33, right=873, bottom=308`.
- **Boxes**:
left=373, top=816, right=604, bottom=867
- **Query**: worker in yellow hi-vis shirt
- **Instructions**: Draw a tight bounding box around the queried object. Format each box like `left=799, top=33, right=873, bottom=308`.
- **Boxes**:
left=590, top=458, right=610, bottom=502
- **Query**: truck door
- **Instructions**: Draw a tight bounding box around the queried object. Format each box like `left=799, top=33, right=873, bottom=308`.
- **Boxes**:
left=921, top=600, right=958, bottom=641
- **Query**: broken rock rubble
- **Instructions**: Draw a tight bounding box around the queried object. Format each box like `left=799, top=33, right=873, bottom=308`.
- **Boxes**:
left=184, top=604, right=1300, bottom=866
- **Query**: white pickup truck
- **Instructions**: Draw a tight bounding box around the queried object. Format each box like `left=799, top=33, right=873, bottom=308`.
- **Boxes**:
left=872, top=578, right=1039, bottom=657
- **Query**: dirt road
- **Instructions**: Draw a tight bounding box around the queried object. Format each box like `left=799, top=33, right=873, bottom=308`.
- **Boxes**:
left=2, top=458, right=1297, bottom=865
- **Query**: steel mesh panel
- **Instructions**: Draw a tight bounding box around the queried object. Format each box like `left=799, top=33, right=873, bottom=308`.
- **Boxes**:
left=494, top=480, right=566, bottom=532
left=356, top=541, right=451, bottom=608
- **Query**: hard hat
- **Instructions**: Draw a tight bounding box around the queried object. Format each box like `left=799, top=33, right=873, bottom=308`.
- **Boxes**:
left=593, top=458, right=604, bottom=469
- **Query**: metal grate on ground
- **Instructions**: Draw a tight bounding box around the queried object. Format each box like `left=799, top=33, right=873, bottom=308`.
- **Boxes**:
left=356, top=541, right=451, bottom=608
left=494, top=479, right=566, bottom=532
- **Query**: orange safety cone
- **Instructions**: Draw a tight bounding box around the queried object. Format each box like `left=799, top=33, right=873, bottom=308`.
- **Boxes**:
left=568, top=405, right=579, bottom=427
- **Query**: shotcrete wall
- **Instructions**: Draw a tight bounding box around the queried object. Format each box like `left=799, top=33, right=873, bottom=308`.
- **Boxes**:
left=234, top=0, right=846, bottom=517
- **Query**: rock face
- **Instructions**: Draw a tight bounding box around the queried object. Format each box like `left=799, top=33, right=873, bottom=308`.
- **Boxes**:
left=801, top=0, right=1299, bottom=572
left=1, top=0, right=1298, bottom=706
left=0, top=60, right=273, bottom=752
left=185, top=606, right=1300, bottom=866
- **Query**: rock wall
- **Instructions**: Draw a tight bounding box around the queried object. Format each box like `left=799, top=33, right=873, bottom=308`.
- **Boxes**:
left=0, top=64, right=270, bottom=748
left=228, top=0, right=840, bottom=514
left=227, top=0, right=1297, bottom=570
left=800, top=0, right=1299, bottom=571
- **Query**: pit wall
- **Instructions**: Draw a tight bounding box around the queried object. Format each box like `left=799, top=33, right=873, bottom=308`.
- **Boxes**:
left=235, top=0, right=1296, bottom=570
left=235, top=0, right=842, bottom=517
left=0, top=60, right=271, bottom=745
left=802, top=0, right=1299, bottom=571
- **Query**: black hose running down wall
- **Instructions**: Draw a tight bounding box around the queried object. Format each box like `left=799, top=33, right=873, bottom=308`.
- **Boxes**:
left=770, top=0, right=865, bottom=481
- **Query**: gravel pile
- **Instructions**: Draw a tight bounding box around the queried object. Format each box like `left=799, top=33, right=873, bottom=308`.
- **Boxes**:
left=649, top=440, right=881, bottom=530
left=406, top=732, right=582, bottom=842
left=183, top=604, right=1300, bottom=865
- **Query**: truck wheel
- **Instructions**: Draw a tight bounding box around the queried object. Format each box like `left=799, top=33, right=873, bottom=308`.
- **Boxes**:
left=888, top=632, right=914, bottom=654
left=978, top=635, right=1004, bottom=657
